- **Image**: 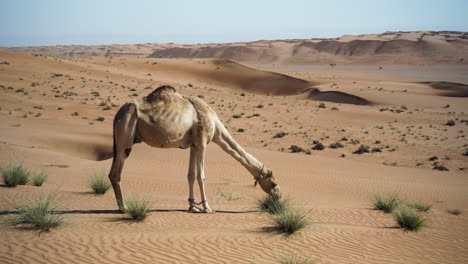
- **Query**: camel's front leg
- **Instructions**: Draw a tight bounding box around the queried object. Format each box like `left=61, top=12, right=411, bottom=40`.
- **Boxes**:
left=187, top=146, right=202, bottom=212
left=195, top=143, right=213, bottom=213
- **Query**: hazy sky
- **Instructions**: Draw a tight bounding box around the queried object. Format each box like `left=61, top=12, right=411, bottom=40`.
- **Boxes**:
left=1, top=0, right=467, bottom=46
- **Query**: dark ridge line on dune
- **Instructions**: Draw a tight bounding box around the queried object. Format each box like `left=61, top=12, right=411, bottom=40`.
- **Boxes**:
left=217, top=59, right=371, bottom=105
left=417, top=81, right=468, bottom=97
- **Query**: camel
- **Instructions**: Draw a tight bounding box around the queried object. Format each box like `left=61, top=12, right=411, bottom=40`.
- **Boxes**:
left=108, top=85, right=281, bottom=213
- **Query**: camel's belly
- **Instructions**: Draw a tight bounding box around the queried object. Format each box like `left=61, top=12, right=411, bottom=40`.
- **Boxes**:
left=136, top=109, right=195, bottom=149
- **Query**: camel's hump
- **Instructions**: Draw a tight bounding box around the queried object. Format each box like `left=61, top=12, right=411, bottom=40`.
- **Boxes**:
left=144, top=85, right=177, bottom=103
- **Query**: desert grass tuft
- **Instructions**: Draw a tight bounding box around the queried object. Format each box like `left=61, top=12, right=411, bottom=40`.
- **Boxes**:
left=216, top=191, right=239, bottom=201
left=408, top=201, right=432, bottom=212
left=125, top=199, right=150, bottom=221
left=272, top=209, right=310, bottom=235
left=257, top=195, right=289, bottom=214
left=373, top=193, right=401, bottom=213
left=1, top=162, right=30, bottom=187
left=392, top=206, right=426, bottom=231
left=31, top=171, right=48, bottom=187
left=87, top=172, right=111, bottom=195
left=277, top=254, right=313, bottom=264
left=447, top=208, right=462, bottom=215
left=11, top=196, right=65, bottom=232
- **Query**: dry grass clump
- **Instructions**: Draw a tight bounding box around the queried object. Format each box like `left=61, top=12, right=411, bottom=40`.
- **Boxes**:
left=392, top=206, right=426, bottom=231
left=373, top=193, right=401, bottom=213
left=125, top=199, right=150, bottom=221
left=31, top=171, right=48, bottom=187
left=11, top=196, right=65, bottom=232
left=216, top=191, right=239, bottom=201
left=87, top=172, right=111, bottom=195
left=257, top=195, right=289, bottom=214
left=277, top=254, right=313, bottom=264
left=272, top=209, right=310, bottom=235
left=447, top=208, right=462, bottom=215
left=408, top=201, right=432, bottom=212
left=1, top=162, right=30, bottom=187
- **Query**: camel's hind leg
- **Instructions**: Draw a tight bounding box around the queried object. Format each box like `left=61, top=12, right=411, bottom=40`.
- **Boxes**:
left=109, top=103, right=139, bottom=212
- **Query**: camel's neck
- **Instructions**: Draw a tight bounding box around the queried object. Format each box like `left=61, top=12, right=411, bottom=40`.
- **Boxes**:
left=213, top=121, right=264, bottom=179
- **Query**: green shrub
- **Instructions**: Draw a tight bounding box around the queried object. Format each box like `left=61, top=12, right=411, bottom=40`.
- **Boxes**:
left=408, top=201, right=432, bottom=212
left=1, top=162, right=30, bottom=187
left=11, top=196, right=65, bottom=232
left=392, top=207, right=426, bottom=231
left=257, top=195, right=289, bottom=214
left=87, top=173, right=111, bottom=195
left=125, top=199, right=150, bottom=221
left=447, top=208, right=462, bottom=215
left=272, top=209, right=310, bottom=235
left=373, top=193, right=401, bottom=213
left=31, top=171, right=48, bottom=187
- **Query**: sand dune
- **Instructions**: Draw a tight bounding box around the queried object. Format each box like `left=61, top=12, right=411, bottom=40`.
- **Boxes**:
left=0, top=49, right=467, bottom=264
left=3, top=31, right=467, bottom=65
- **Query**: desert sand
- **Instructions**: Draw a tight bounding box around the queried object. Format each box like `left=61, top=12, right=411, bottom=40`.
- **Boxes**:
left=0, top=45, right=467, bottom=264
left=3, top=31, right=468, bottom=65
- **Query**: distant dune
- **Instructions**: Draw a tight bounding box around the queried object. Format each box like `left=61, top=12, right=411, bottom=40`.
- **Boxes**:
left=2, top=31, right=467, bottom=65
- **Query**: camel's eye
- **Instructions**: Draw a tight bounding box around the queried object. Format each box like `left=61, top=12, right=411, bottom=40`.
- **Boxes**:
left=271, top=183, right=277, bottom=188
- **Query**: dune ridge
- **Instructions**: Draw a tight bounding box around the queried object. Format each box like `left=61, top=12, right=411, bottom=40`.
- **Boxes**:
left=2, top=31, right=467, bottom=65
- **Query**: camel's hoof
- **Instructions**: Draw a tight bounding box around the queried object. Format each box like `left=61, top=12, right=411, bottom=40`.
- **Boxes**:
left=188, top=206, right=202, bottom=213
left=203, top=208, right=214, bottom=214
left=118, top=208, right=127, bottom=214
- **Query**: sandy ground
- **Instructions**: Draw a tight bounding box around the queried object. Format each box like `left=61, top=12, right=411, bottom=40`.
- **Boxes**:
left=0, top=50, right=467, bottom=264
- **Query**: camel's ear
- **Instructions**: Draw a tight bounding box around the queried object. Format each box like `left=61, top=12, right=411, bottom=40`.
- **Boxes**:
left=266, top=170, right=273, bottom=177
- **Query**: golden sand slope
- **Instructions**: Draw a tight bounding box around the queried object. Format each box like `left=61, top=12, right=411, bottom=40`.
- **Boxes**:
left=0, top=50, right=467, bottom=264
left=3, top=31, right=468, bottom=65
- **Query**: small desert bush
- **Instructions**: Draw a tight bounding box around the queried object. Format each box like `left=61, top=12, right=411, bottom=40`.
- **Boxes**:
left=11, top=196, right=65, bottom=232
left=277, top=255, right=313, bottom=264
left=87, top=172, right=111, bottom=195
left=447, top=208, right=462, bottom=215
left=125, top=199, right=150, bottom=221
left=272, top=209, right=310, bottom=235
left=31, top=171, right=48, bottom=187
left=1, top=162, right=30, bottom=187
left=408, top=201, right=432, bottom=212
left=257, top=195, right=289, bottom=214
left=392, top=206, right=426, bottom=231
left=373, top=193, right=401, bottom=213
left=216, top=191, right=239, bottom=201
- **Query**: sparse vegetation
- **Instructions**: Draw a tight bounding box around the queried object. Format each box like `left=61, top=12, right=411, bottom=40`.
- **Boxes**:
left=125, top=198, right=150, bottom=221
left=277, top=255, right=313, bottom=264
left=289, top=145, right=305, bottom=153
left=392, top=206, right=426, bottom=231
left=87, top=172, right=111, bottom=195
left=408, top=201, right=432, bottom=212
left=216, top=191, right=239, bottom=201
left=10, top=196, right=65, bottom=232
left=257, top=195, right=289, bottom=214
left=1, top=162, right=30, bottom=187
left=373, top=193, right=401, bottom=213
left=353, top=145, right=370, bottom=154
left=31, top=171, right=48, bottom=187
left=46, top=164, right=69, bottom=168
left=272, top=209, right=310, bottom=235
left=447, top=208, right=462, bottom=215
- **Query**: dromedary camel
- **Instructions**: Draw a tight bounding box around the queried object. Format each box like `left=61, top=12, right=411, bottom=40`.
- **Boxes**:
left=108, top=85, right=281, bottom=213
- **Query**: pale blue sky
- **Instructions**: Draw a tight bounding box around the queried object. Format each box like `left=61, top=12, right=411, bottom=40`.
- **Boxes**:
left=1, top=0, right=467, bottom=47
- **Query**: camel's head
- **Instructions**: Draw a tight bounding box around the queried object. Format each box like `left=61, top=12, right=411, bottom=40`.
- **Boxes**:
left=255, top=169, right=282, bottom=198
